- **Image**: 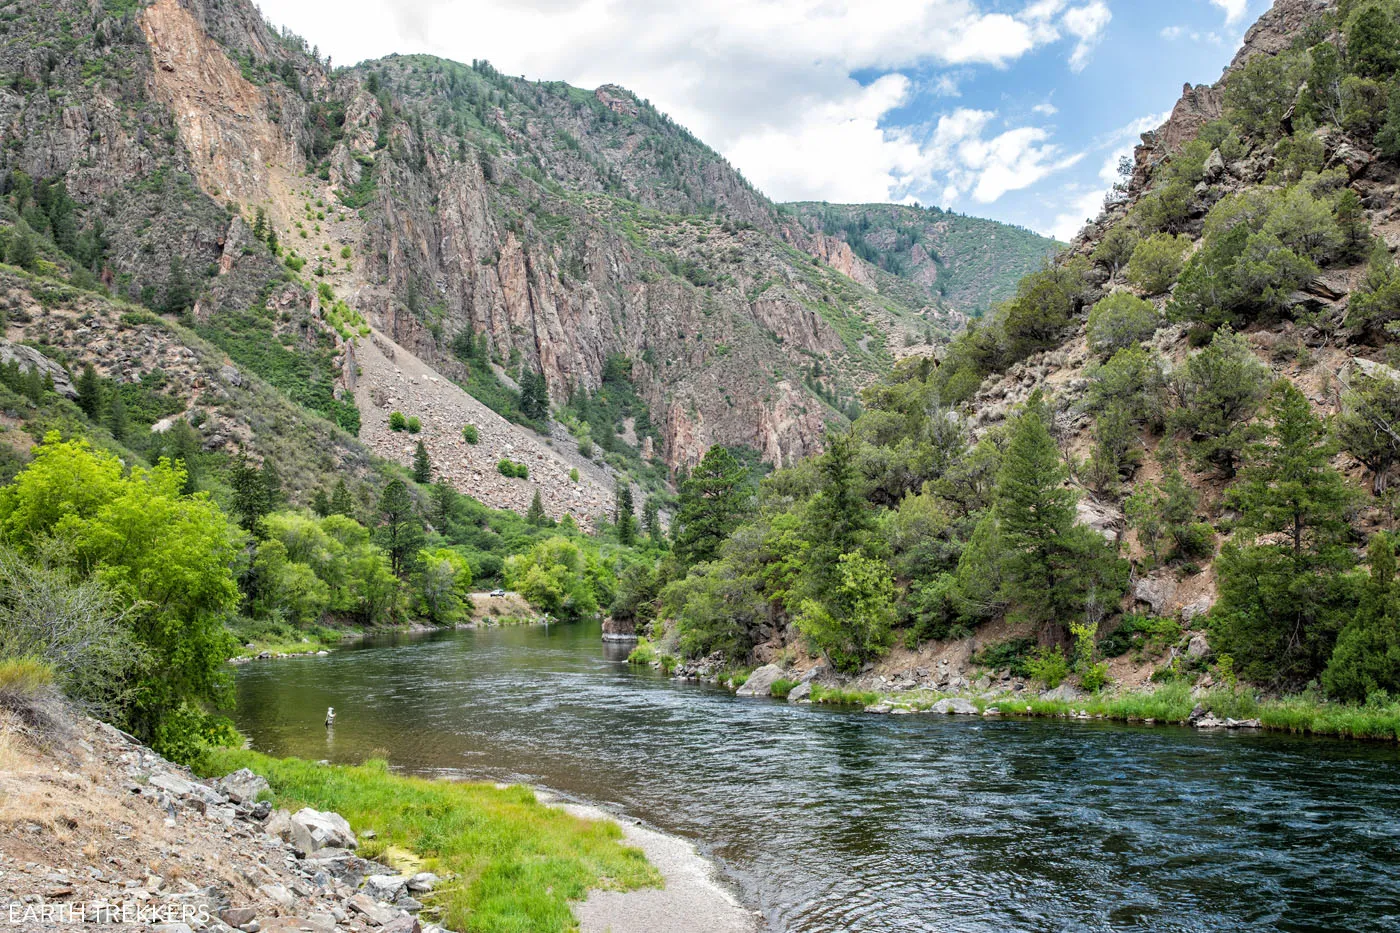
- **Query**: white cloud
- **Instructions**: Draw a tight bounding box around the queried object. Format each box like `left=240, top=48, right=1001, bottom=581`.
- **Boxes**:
left=1160, top=25, right=1185, bottom=40
left=258, top=0, right=1103, bottom=209
left=1160, top=24, right=1226, bottom=45
left=1033, top=101, right=1059, bottom=116
left=1210, top=0, right=1249, bottom=24
left=1063, top=2, right=1112, bottom=72
left=1049, top=186, right=1107, bottom=241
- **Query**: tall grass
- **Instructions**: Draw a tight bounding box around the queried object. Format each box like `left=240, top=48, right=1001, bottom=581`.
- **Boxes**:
left=196, top=750, right=660, bottom=933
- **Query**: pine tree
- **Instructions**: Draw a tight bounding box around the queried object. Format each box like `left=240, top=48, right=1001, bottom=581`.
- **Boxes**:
left=526, top=488, right=547, bottom=526
left=673, top=446, right=750, bottom=567
left=412, top=440, right=432, bottom=484
left=1214, top=381, right=1361, bottom=686
left=804, top=430, right=872, bottom=600
left=105, top=391, right=128, bottom=440
left=260, top=460, right=283, bottom=510
left=615, top=480, right=637, bottom=546
left=996, top=392, right=1123, bottom=636
left=8, top=230, right=35, bottom=271
left=230, top=456, right=271, bottom=535
left=430, top=481, right=456, bottom=531
left=252, top=208, right=267, bottom=242
left=375, top=479, right=423, bottom=577
left=329, top=478, right=356, bottom=519
left=310, top=488, right=332, bottom=518
left=76, top=363, right=101, bottom=419
left=643, top=496, right=662, bottom=545
left=1171, top=327, right=1269, bottom=476
left=22, top=366, right=43, bottom=404
left=162, top=256, right=194, bottom=315
left=1324, top=533, right=1400, bottom=703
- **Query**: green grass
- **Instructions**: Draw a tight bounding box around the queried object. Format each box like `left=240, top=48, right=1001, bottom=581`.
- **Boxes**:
left=0, top=657, right=54, bottom=701
left=809, top=684, right=881, bottom=707
left=195, top=750, right=660, bottom=933
left=769, top=678, right=797, bottom=699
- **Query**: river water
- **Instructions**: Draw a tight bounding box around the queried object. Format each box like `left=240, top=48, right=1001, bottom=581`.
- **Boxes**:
left=231, top=622, right=1400, bottom=932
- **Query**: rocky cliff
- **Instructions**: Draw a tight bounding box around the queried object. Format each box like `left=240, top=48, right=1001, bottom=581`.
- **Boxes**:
left=0, top=0, right=1057, bottom=499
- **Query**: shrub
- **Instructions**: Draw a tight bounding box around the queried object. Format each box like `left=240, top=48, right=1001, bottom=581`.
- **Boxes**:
left=769, top=678, right=797, bottom=699
left=569, top=468, right=579, bottom=483
left=340, top=245, right=352, bottom=259
left=389, top=411, right=407, bottom=431
left=970, top=637, right=1036, bottom=676
left=1081, top=661, right=1110, bottom=692
left=462, top=424, right=479, bottom=444
left=1126, top=233, right=1190, bottom=295
left=1026, top=645, right=1070, bottom=688
left=285, top=254, right=305, bottom=272
left=406, top=416, right=422, bottom=434
left=1086, top=293, right=1160, bottom=354
left=497, top=459, right=528, bottom=479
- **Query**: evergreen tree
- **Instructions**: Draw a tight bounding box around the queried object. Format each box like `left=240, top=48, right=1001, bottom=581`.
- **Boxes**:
left=643, top=496, right=662, bottom=545
left=805, top=430, right=873, bottom=598
left=673, top=445, right=750, bottom=567
left=105, top=391, right=128, bottom=440
left=615, top=480, right=637, bottom=546
left=252, top=208, right=267, bottom=242
left=8, top=230, right=36, bottom=271
left=412, top=440, right=433, bottom=484
left=162, top=256, right=194, bottom=315
left=1337, top=370, right=1400, bottom=494
left=310, top=488, right=332, bottom=518
left=1323, top=533, right=1400, bottom=703
left=1214, top=381, right=1361, bottom=686
left=430, top=481, right=456, bottom=531
left=260, top=460, right=283, bottom=510
left=526, top=488, right=548, bottom=526
left=996, top=392, right=1124, bottom=636
left=329, top=478, right=356, bottom=519
left=1171, top=327, right=1269, bottom=476
left=23, top=366, right=44, bottom=404
left=375, top=479, right=424, bottom=577
left=230, top=456, right=271, bottom=535
left=76, top=363, right=102, bottom=419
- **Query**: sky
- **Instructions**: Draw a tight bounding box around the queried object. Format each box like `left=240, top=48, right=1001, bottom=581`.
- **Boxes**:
left=255, top=0, right=1272, bottom=241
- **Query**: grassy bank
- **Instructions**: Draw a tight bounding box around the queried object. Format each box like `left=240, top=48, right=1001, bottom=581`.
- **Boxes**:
left=818, top=681, right=1400, bottom=742
left=196, top=749, right=660, bottom=932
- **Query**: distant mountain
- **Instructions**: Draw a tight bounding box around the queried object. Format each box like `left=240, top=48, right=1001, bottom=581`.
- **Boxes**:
left=782, top=202, right=1064, bottom=315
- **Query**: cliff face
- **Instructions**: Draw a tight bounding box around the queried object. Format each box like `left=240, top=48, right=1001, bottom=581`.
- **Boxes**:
left=0, top=1, right=1060, bottom=482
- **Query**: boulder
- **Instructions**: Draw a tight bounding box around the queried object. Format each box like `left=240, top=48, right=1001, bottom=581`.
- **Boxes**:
left=787, top=682, right=811, bottom=703
left=735, top=663, right=785, bottom=698
left=219, top=908, right=256, bottom=928
left=931, top=698, right=979, bottom=715
left=1133, top=574, right=1178, bottom=616
left=258, top=883, right=295, bottom=909
left=1075, top=497, right=1123, bottom=543
left=1042, top=683, right=1085, bottom=703
left=289, top=808, right=357, bottom=853
left=1186, top=632, right=1211, bottom=660
left=1181, top=595, right=1214, bottom=623
left=264, top=809, right=293, bottom=840
left=364, top=874, right=408, bottom=903
left=0, top=342, right=77, bottom=398
left=406, top=873, right=439, bottom=893
left=1202, top=147, right=1226, bottom=181
left=347, top=893, right=401, bottom=926
left=380, top=918, right=422, bottom=933
left=215, top=768, right=269, bottom=804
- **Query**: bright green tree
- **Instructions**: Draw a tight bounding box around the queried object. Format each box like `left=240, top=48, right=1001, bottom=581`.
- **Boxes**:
left=614, top=480, right=637, bottom=546
left=1323, top=533, right=1400, bottom=702
left=415, top=547, right=473, bottom=623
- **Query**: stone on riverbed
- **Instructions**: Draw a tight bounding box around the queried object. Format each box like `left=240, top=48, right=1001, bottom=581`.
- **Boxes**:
left=787, top=682, right=811, bottom=704
left=931, top=698, right=979, bottom=715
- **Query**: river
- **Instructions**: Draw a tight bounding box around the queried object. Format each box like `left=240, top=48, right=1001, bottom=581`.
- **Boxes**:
left=231, top=621, right=1400, bottom=932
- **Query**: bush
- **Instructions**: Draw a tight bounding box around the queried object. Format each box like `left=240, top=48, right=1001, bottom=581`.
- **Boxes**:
left=971, top=637, right=1036, bottom=676
left=1126, top=233, right=1190, bottom=295
left=1080, top=661, right=1110, bottom=692
left=1086, top=293, right=1160, bottom=354
left=769, top=678, right=797, bottom=699
left=406, top=416, right=422, bottom=434
left=1026, top=645, right=1070, bottom=688
left=497, top=459, right=529, bottom=479
left=462, top=424, right=479, bottom=444
left=389, top=411, right=407, bottom=431
left=569, top=468, right=579, bottom=483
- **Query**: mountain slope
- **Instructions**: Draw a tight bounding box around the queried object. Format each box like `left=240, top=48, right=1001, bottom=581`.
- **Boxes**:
left=782, top=201, right=1064, bottom=315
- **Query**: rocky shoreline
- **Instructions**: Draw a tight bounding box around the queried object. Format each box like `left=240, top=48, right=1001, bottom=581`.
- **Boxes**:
left=0, top=709, right=756, bottom=933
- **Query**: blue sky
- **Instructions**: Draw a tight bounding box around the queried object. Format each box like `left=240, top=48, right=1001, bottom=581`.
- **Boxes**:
left=258, top=0, right=1271, bottom=240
